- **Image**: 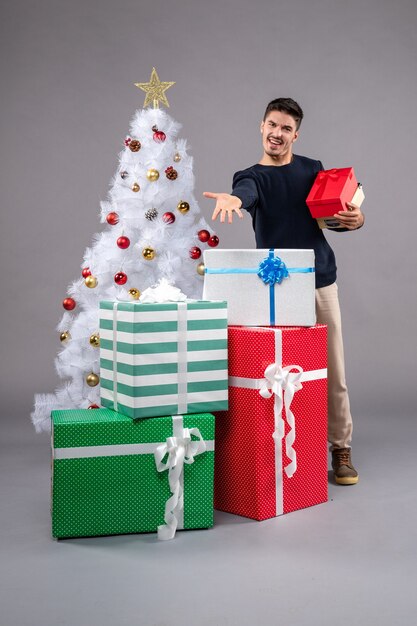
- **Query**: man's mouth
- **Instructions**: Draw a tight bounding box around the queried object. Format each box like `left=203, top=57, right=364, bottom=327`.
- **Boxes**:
left=268, top=137, right=283, bottom=146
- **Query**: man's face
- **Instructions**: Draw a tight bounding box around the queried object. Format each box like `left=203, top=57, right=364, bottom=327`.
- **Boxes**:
left=260, top=110, right=299, bottom=161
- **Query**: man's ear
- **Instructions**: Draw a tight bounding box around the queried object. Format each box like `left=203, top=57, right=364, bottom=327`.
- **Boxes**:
left=293, top=131, right=299, bottom=143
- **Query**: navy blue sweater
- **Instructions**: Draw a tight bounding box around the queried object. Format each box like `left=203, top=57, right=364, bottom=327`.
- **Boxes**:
left=232, top=155, right=343, bottom=288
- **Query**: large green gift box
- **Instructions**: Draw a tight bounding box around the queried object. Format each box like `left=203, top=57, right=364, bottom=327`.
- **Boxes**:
left=99, top=300, right=228, bottom=419
left=51, top=409, right=215, bottom=540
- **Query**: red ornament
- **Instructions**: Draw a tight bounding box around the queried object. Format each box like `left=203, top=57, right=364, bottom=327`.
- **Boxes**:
left=63, top=297, right=76, bottom=311
left=106, top=212, right=119, bottom=225
left=114, top=271, right=127, bottom=285
left=117, top=236, right=130, bottom=249
left=198, top=229, right=210, bottom=243
left=208, top=235, right=219, bottom=247
left=81, top=267, right=91, bottom=278
left=124, top=137, right=131, bottom=146
left=165, top=166, right=178, bottom=180
left=189, top=246, right=202, bottom=260
left=153, top=129, right=166, bottom=143
left=162, top=212, right=175, bottom=224
left=88, top=404, right=100, bottom=409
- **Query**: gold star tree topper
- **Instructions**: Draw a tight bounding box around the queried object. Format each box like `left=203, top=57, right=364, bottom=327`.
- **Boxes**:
left=135, top=68, right=175, bottom=109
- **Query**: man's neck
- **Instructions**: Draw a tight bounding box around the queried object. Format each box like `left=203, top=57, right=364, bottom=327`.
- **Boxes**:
left=259, top=152, right=294, bottom=166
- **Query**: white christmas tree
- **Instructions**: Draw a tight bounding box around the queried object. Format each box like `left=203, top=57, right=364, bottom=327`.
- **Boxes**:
left=32, top=68, right=219, bottom=433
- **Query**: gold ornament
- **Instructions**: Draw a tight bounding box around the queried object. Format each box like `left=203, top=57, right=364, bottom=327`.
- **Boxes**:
left=132, top=182, right=140, bottom=192
left=197, top=262, right=205, bottom=276
left=177, top=200, right=190, bottom=214
left=128, top=288, right=141, bottom=300
left=173, top=152, right=181, bottom=163
left=86, top=372, right=100, bottom=387
left=146, top=168, right=160, bottom=182
left=84, top=275, right=98, bottom=288
left=60, top=331, right=71, bottom=343
left=142, top=246, right=156, bottom=260
left=134, top=67, right=175, bottom=109
left=89, top=333, right=100, bottom=348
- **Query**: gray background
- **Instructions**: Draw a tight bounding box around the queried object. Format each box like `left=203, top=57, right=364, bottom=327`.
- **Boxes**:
left=1, top=1, right=416, bottom=625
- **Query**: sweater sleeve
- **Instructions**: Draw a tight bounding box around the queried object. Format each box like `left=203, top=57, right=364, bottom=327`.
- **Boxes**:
left=231, top=170, right=259, bottom=212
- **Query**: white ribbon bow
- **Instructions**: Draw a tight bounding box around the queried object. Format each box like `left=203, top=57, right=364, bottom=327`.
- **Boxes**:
left=154, top=427, right=206, bottom=540
left=259, top=363, right=303, bottom=478
left=139, top=278, right=188, bottom=303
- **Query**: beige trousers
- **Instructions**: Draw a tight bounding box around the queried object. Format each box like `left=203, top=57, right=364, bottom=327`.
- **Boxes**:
left=315, top=283, right=353, bottom=449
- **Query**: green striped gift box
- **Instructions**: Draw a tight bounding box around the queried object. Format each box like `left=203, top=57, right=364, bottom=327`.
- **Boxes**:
left=51, top=409, right=215, bottom=539
left=99, top=300, right=228, bottom=419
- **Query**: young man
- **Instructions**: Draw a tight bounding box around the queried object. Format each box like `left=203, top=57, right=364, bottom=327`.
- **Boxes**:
left=204, top=97, right=364, bottom=485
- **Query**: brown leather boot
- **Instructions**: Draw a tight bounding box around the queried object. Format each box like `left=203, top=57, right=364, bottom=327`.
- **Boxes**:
left=331, top=448, right=359, bottom=485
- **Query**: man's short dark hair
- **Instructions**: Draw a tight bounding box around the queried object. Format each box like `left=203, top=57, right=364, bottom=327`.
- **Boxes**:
left=263, top=98, right=304, bottom=130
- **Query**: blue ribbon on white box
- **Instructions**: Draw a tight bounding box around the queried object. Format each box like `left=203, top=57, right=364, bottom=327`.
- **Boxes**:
left=205, top=249, right=314, bottom=325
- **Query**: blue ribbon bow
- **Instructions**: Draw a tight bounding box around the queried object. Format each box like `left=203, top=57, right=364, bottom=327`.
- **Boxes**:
left=258, top=253, right=289, bottom=286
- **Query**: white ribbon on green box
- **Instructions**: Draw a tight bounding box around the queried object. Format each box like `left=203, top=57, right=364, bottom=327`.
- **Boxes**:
left=53, top=414, right=214, bottom=540
left=154, top=415, right=207, bottom=540
left=177, top=302, right=188, bottom=414
left=229, top=328, right=327, bottom=517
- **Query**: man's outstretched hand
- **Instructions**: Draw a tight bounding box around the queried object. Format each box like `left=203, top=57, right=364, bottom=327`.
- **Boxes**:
left=203, top=192, right=243, bottom=223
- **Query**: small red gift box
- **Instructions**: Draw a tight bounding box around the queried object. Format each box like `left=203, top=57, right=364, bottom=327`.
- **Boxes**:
left=214, top=325, right=328, bottom=521
left=306, top=167, right=358, bottom=219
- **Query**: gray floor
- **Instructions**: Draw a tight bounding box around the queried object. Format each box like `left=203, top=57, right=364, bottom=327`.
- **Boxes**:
left=1, top=409, right=416, bottom=626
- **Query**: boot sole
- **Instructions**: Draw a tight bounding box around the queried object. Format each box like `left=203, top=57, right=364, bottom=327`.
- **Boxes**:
left=334, top=475, right=359, bottom=485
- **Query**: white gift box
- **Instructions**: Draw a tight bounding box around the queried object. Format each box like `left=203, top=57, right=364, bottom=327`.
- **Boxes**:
left=203, top=249, right=316, bottom=327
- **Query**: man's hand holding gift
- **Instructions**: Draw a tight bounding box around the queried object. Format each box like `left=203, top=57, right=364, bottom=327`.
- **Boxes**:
left=334, top=202, right=365, bottom=230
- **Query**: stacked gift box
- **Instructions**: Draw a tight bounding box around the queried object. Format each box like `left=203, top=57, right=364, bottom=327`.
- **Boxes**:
left=306, top=166, right=365, bottom=229
left=51, top=253, right=327, bottom=538
left=51, top=295, right=228, bottom=540
left=203, top=248, right=329, bottom=520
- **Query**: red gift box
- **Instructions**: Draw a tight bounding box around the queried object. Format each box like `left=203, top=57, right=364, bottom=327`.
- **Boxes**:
left=306, top=167, right=358, bottom=219
left=214, top=325, right=328, bottom=521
